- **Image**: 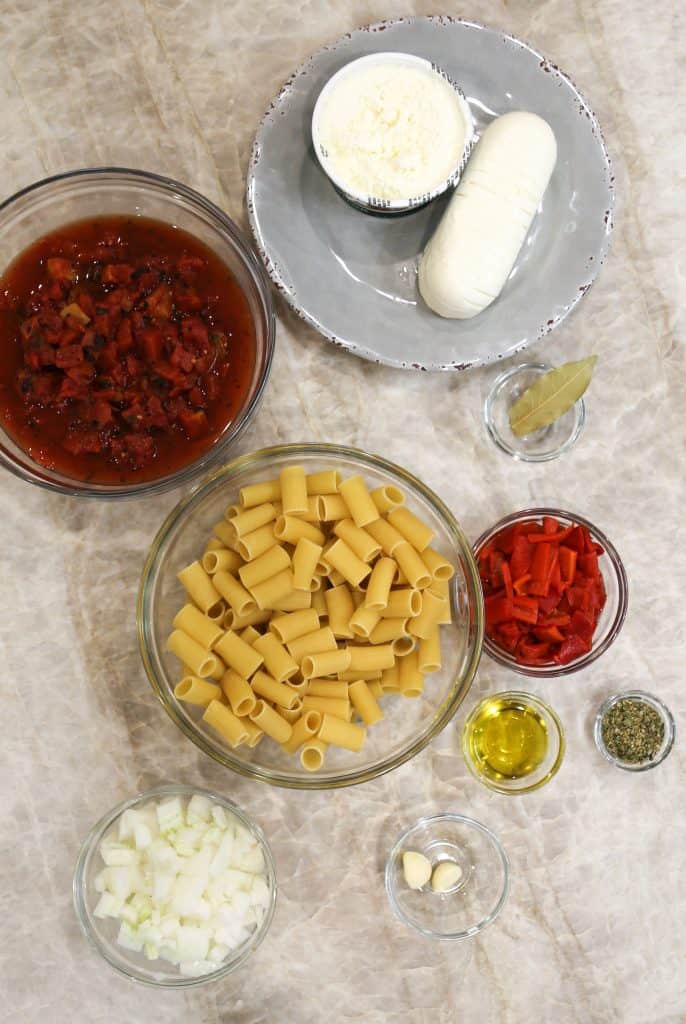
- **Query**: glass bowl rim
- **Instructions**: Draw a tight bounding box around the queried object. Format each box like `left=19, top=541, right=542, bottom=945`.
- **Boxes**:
left=72, top=782, right=277, bottom=988
left=472, top=506, right=628, bottom=677
left=384, top=812, right=510, bottom=940
left=0, top=165, right=276, bottom=499
left=137, top=441, right=484, bottom=790
left=483, top=361, right=585, bottom=463
left=461, top=689, right=566, bottom=794
left=593, top=689, right=676, bottom=772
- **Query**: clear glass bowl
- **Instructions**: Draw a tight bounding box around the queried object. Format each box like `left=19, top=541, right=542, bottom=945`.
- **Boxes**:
left=0, top=167, right=275, bottom=497
left=462, top=690, right=565, bottom=794
left=473, top=508, right=628, bottom=677
left=594, top=690, right=675, bottom=772
left=484, top=363, right=585, bottom=462
left=138, top=443, right=484, bottom=789
left=385, top=814, right=509, bottom=940
left=72, top=784, right=277, bottom=987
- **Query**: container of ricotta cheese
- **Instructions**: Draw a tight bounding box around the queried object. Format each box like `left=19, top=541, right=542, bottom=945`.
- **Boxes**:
left=312, top=52, right=474, bottom=216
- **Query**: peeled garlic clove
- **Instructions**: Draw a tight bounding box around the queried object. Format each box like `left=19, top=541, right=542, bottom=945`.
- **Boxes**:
left=431, top=860, right=463, bottom=893
left=402, top=850, right=432, bottom=890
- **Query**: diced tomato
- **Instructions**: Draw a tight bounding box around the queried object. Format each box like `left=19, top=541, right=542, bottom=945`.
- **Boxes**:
left=178, top=407, right=209, bottom=439
left=63, top=427, right=103, bottom=454
left=92, top=398, right=114, bottom=427
left=116, top=318, right=133, bottom=352
left=102, top=264, right=134, bottom=286
left=138, top=327, right=164, bottom=363
left=55, top=344, right=84, bottom=369
left=180, top=317, right=209, bottom=350
left=145, top=284, right=173, bottom=319
left=46, top=258, right=75, bottom=283
left=177, top=254, right=205, bottom=278
left=1, top=216, right=252, bottom=480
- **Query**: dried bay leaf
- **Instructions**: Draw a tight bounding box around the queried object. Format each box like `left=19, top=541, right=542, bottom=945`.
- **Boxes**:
left=509, top=356, right=598, bottom=437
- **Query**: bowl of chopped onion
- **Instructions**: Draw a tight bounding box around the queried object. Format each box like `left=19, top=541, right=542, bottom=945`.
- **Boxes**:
left=72, top=784, right=277, bottom=986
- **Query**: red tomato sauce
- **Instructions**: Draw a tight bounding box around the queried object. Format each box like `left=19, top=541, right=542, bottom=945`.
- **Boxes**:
left=0, top=216, right=256, bottom=484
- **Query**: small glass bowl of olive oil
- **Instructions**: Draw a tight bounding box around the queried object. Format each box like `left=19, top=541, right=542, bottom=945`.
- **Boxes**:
left=462, top=692, right=565, bottom=794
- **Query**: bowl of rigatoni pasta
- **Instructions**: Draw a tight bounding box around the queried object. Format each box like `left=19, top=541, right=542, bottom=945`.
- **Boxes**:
left=137, top=443, right=484, bottom=789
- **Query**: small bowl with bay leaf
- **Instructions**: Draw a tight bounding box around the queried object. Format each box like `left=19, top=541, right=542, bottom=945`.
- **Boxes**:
left=484, top=358, right=596, bottom=462
left=594, top=690, right=675, bottom=771
left=473, top=508, right=628, bottom=676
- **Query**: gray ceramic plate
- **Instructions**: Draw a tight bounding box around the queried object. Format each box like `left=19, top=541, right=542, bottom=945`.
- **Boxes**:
left=247, top=17, right=614, bottom=371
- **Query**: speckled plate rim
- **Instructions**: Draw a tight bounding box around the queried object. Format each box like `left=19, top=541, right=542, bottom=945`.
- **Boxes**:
left=246, top=15, right=615, bottom=372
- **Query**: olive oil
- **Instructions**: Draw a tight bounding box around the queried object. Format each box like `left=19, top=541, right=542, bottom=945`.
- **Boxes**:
left=466, top=696, right=549, bottom=781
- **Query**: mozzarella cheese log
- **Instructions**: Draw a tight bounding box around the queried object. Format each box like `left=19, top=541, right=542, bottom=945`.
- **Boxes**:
left=418, top=112, right=557, bottom=319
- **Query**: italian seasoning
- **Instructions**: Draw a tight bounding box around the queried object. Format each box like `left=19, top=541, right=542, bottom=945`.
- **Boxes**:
left=601, top=698, right=664, bottom=763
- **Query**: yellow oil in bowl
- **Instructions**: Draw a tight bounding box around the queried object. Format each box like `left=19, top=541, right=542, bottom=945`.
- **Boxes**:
left=465, top=695, right=549, bottom=782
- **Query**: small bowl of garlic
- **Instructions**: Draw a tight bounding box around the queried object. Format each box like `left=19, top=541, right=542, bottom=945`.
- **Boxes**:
left=385, top=813, right=509, bottom=940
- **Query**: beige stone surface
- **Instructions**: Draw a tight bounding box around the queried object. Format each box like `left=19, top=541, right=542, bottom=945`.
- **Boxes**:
left=1, top=1, right=684, bottom=1021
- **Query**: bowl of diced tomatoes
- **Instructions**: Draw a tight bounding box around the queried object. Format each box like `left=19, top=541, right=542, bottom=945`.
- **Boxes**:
left=473, top=509, right=628, bottom=676
left=0, top=168, right=275, bottom=497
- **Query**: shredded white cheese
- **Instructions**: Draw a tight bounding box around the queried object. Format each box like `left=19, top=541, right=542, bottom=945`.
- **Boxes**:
left=318, top=63, right=467, bottom=201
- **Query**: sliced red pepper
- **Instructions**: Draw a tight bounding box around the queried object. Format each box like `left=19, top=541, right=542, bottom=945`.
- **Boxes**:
left=554, top=634, right=591, bottom=665
left=513, top=573, right=531, bottom=595
left=566, top=526, right=588, bottom=553
left=531, top=543, right=554, bottom=584
left=558, top=546, right=577, bottom=584
left=570, top=610, right=595, bottom=644
left=517, top=640, right=552, bottom=661
left=527, top=526, right=573, bottom=544
left=533, top=625, right=565, bottom=644
left=538, top=613, right=571, bottom=628
left=484, top=595, right=514, bottom=627
left=578, top=552, right=600, bottom=579
left=510, top=535, right=534, bottom=579
left=479, top=515, right=606, bottom=667
left=512, top=596, right=538, bottom=624
left=501, top=561, right=513, bottom=601
left=548, top=557, right=563, bottom=596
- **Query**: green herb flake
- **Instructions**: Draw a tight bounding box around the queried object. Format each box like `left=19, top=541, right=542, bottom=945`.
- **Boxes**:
left=601, top=698, right=665, bottom=763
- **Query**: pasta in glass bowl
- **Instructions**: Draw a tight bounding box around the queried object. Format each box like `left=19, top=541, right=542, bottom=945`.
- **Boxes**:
left=138, top=444, right=484, bottom=789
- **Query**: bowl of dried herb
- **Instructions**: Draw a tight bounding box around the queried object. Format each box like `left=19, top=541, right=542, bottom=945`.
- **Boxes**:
left=594, top=690, right=675, bottom=772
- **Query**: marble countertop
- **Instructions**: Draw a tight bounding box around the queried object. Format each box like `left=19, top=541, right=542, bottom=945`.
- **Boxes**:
left=1, top=1, right=684, bottom=1022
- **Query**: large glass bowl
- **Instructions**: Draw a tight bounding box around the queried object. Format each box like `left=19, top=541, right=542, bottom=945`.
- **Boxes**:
left=473, top=508, right=628, bottom=677
left=0, top=167, right=275, bottom=497
left=72, top=784, right=277, bottom=987
left=138, top=443, right=484, bottom=789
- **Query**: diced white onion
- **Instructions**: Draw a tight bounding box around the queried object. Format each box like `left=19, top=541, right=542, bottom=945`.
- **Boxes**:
left=95, top=795, right=269, bottom=976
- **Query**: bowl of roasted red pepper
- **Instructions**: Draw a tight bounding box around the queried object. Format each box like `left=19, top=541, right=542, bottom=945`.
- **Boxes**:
left=474, top=509, right=628, bottom=676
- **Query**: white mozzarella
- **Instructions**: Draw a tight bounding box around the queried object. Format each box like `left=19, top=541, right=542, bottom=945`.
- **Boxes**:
left=418, top=112, right=557, bottom=318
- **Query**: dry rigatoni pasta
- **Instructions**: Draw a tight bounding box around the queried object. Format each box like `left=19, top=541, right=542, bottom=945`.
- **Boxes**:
left=166, top=465, right=455, bottom=769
